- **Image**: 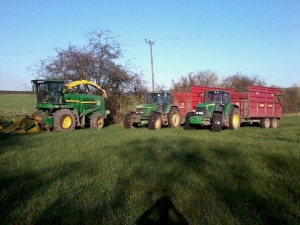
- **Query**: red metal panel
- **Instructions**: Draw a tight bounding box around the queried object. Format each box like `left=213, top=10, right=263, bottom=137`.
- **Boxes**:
left=247, top=86, right=282, bottom=118
left=174, top=92, right=192, bottom=117
left=231, top=86, right=282, bottom=119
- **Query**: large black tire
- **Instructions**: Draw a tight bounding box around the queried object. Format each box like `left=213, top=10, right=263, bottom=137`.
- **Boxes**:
left=211, top=112, right=222, bottom=132
left=53, top=109, right=77, bottom=131
left=90, top=113, right=104, bottom=129
left=229, top=107, right=240, bottom=130
left=270, top=118, right=278, bottom=128
left=124, top=112, right=137, bottom=129
left=148, top=113, right=162, bottom=130
left=183, top=112, right=195, bottom=130
left=167, top=107, right=181, bottom=128
left=260, top=118, right=270, bottom=128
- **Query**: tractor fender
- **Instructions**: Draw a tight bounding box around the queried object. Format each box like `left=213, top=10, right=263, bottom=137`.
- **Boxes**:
left=223, top=104, right=239, bottom=125
left=165, top=104, right=178, bottom=113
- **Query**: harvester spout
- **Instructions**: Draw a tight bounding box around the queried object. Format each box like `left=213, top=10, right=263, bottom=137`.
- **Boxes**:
left=64, top=80, right=107, bottom=98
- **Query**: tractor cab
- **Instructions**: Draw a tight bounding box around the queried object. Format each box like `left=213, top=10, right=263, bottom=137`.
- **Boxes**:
left=146, top=91, right=170, bottom=105
left=32, top=80, right=65, bottom=106
left=204, top=91, right=230, bottom=104
left=146, top=91, right=170, bottom=113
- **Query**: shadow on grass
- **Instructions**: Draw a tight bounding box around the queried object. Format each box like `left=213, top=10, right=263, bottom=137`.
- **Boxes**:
left=0, top=161, right=87, bottom=225
left=136, top=196, right=188, bottom=225
left=1, top=133, right=300, bottom=224
left=123, top=137, right=300, bottom=224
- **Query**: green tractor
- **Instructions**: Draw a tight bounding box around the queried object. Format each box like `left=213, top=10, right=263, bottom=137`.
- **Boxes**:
left=184, top=90, right=240, bottom=131
left=31, top=79, right=110, bottom=131
left=124, top=91, right=181, bottom=130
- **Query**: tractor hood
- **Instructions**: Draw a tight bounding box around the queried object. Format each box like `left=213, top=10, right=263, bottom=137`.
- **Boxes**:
left=136, top=103, right=156, bottom=108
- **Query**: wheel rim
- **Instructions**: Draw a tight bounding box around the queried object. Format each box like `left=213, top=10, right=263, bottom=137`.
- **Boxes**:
left=61, top=115, right=72, bottom=129
left=97, top=118, right=103, bottom=127
left=155, top=117, right=161, bottom=129
left=232, top=113, right=239, bottom=128
left=272, top=119, right=277, bottom=127
left=172, top=113, right=180, bottom=126
left=265, top=119, right=270, bottom=128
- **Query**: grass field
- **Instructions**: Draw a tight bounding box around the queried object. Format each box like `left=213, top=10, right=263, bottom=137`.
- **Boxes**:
left=0, top=115, right=300, bottom=224
left=0, top=94, right=36, bottom=119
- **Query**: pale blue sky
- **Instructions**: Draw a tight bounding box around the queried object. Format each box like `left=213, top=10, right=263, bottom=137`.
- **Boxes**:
left=0, top=0, right=299, bottom=91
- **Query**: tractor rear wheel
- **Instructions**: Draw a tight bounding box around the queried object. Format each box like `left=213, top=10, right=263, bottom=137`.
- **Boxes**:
left=148, top=113, right=162, bottom=130
left=183, top=112, right=195, bottom=130
left=211, top=112, right=222, bottom=132
left=270, top=118, right=278, bottom=128
left=168, top=108, right=181, bottom=128
left=90, top=113, right=104, bottom=129
left=53, top=109, right=76, bottom=131
left=260, top=118, right=270, bottom=128
left=124, top=112, right=137, bottom=129
left=229, top=107, right=240, bottom=130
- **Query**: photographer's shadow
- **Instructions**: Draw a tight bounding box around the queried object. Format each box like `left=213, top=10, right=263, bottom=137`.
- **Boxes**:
left=136, top=196, right=188, bottom=225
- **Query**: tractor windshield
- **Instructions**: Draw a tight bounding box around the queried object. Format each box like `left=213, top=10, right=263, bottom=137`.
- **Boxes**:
left=146, top=93, right=170, bottom=105
left=204, top=91, right=229, bottom=104
left=34, top=81, right=64, bottom=103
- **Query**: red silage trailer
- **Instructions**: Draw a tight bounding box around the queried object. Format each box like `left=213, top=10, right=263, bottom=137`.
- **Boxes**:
left=230, top=85, right=282, bottom=127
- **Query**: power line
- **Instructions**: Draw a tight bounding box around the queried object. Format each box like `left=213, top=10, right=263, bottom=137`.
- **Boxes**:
left=1, top=24, right=299, bottom=55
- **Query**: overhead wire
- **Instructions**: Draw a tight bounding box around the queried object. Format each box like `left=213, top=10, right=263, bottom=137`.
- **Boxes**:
left=1, top=24, right=299, bottom=55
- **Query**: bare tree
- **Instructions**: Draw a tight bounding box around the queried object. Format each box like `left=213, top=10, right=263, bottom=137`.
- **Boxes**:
left=29, top=29, right=147, bottom=124
left=281, top=84, right=300, bottom=114
left=171, top=70, right=219, bottom=93
left=220, top=73, right=266, bottom=92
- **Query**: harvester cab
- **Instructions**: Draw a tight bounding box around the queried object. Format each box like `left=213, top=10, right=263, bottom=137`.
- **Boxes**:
left=184, top=90, right=240, bottom=132
left=32, top=80, right=65, bottom=106
left=124, top=91, right=181, bottom=130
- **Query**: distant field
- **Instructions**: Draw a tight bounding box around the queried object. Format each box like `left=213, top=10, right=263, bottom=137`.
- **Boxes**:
left=0, top=116, right=299, bottom=224
left=0, top=94, right=36, bottom=118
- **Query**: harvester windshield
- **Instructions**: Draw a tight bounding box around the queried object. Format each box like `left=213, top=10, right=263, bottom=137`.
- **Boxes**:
left=32, top=80, right=64, bottom=104
left=146, top=92, right=170, bottom=105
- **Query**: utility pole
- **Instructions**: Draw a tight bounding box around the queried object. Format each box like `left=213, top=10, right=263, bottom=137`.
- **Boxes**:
left=145, top=39, right=155, bottom=91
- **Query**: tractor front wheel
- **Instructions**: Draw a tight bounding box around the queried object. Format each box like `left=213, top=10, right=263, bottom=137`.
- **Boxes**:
left=211, top=112, right=222, bottom=132
left=148, top=113, right=162, bottom=130
left=53, top=109, right=76, bottom=131
left=260, top=118, right=270, bottom=128
left=124, top=112, right=137, bottom=129
left=90, top=113, right=104, bottom=129
left=229, top=107, right=240, bottom=130
left=168, top=108, right=181, bottom=128
left=183, top=112, right=195, bottom=130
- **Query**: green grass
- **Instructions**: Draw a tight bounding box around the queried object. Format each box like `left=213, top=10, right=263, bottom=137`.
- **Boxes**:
left=0, top=94, right=36, bottom=119
left=0, top=116, right=300, bottom=224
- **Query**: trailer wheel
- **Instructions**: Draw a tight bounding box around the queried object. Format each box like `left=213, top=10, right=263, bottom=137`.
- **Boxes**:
left=124, top=112, right=137, bottom=129
left=211, top=112, right=222, bottom=132
left=90, top=113, right=104, bottom=129
left=270, top=118, right=278, bottom=128
left=148, top=113, right=162, bottom=130
left=229, top=107, right=240, bottom=130
left=260, top=118, right=270, bottom=128
left=183, top=112, right=195, bottom=130
left=53, top=109, right=76, bottom=131
left=168, top=107, right=181, bottom=128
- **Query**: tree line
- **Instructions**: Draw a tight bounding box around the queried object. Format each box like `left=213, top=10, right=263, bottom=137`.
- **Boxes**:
left=29, top=30, right=300, bottom=123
